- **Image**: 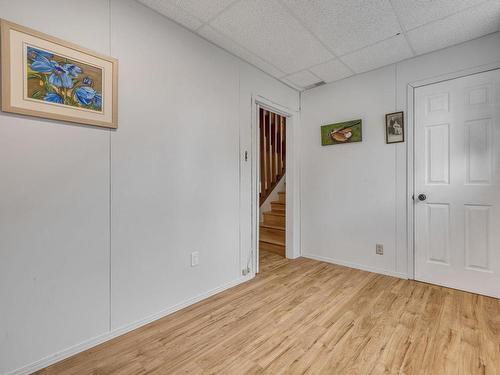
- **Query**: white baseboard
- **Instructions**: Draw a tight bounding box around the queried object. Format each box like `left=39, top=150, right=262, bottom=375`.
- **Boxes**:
left=6, top=275, right=253, bottom=375
left=302, top=253, right=408, bottom=280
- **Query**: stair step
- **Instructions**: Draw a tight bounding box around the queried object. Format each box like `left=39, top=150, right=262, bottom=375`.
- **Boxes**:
left=277, top=191, right=286, bottom=203
left=259, top=240, right=285, bottom=257
left=263, top=211, right=285, bottom=226
left=260, top=223, right=285, bottom=231
left=271, top=202, right=285, bottom=213
left=263, top=211, right=285, bottom=217
left=260, top=226, right=285, bottom=245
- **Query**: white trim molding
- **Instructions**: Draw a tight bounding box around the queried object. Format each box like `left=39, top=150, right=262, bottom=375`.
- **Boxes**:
left=406, top=83, right=416, bottom=280
left=6, top=275, right=253, bottom=375
left=303, top=253, right=408, bottom=280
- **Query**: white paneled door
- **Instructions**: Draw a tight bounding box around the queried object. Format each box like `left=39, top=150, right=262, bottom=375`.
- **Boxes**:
left=414, top=69, right=500, bottom=298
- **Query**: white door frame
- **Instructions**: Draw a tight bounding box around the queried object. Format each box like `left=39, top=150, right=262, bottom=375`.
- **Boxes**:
left=251, top=94, right=300, bottom=273
left=406, top=62, right=500, bottom=280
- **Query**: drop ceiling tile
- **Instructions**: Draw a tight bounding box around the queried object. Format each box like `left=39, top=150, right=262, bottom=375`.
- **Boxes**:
left=281, top=0, right=401, bottom=55
left=391, top=0, right=490, bottom=31
left=284, top=70, right=323, bottom=88
left=209, top=0, right=334, bottom=74
left=407, top=1, right=500, bottom=55
left=168, top=0, right=238, bottom=22
left=138, top=0, right=203, bottom=30
left=198, top=25, right=285, bottom=78
left=341, top=35, right=413, bottom=74
left=309, top=59, right=354, bottom=83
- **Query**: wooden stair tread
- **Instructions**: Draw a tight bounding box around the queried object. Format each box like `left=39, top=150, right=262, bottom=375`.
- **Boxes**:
left=260, top=225, right=285, bottom=245
left=259, top=240, right=285, bottom=256
left=263, top=211, right=285, bottom=217
left=260, top=236, right=285, bottom=246
left=276, top=191, right=286, bottom=204
left=260, top=223, right=285, bottom=231
left=270, top=202, right=285, bottom=212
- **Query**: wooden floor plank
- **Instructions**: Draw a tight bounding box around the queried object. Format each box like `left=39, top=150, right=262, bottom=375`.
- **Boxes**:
left=36, top=251, right=500, bottom=375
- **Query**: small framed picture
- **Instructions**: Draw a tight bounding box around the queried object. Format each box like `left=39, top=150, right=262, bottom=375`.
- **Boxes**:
left=321, top=119, right=362, bottom=146
left=385, top=111, right=404, bottom=144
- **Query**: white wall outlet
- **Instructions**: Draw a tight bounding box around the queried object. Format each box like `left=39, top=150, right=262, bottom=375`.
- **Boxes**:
left=376, top=244, right=384, bottom=255
left=191, top=251, right=199, bottom=267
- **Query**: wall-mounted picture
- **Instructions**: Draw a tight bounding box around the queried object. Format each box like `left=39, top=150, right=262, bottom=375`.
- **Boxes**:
left=385, top=111, right=404, bottom=144
left=321, top=119, right=362, bottom=146
left=1, top=19, right=118, bottom=129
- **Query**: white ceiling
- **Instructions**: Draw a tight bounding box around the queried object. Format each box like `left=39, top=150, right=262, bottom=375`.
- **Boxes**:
left=138, top=0, right=500, bottom=90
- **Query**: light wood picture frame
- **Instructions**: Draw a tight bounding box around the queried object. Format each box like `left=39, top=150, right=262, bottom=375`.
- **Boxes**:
left=385, top=111, right=404, bottom=144
left=1, top=19, right=118, bottom=129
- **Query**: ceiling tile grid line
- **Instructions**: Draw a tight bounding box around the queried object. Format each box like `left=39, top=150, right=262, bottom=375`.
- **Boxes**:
left=281, top=58, right=354, bottom=85
left=137, top=0, right=500, bottom=90
left=198, top=24, right=288, bottom=78
left=280, top=28, right=417, bottom=78
left=392, top=0, right=493, bottom=31
left=195, top=26, right=306, bottom=91
left=401, top=0, right=496, bottom=33
left=193, top=0, right=244, bottom=32
left=306, top=69, right=327, bottom=82
left=388, top=0, right=417, bottom=56
left=340, top=34, right=414, bottom=74
left=294, top=57, right=348, bottom=74
left=138, top=0, right=204, bottom=30
left=309, top=59, right=354, bottom=83
left=282, top=0, right=404, bottom=56
left=280, top=31, right=415, bottom=79
left=168, top=0, right=238, bottom=23
left=283, top=70, right=324, bottom=88
left=276, top=0, right=356, bottom=76
left=406, top=0, right=500, bottom=55
left=208, top=0, right=335, bottom=74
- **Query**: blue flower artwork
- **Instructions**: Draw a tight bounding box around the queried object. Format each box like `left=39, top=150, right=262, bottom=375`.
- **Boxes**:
left=26, top=45, right=103, bottom=112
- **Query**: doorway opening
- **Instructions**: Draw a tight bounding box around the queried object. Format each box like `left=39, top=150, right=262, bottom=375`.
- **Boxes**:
left=258, top=107, right=287, bottom=271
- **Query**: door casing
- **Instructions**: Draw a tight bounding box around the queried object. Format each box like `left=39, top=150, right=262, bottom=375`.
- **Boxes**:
left=250, top=95, right=299, bottom=274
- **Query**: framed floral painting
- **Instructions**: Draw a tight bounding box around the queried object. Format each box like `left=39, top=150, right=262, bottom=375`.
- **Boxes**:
left=1, top=19, right=118, bottom=129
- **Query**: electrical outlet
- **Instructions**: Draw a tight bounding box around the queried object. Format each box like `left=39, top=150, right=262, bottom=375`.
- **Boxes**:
left=376, top=244, right=384, bottom=255
left=191, top=251, right=199, bottom=267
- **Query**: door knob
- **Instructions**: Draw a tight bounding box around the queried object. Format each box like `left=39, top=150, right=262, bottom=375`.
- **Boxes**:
left=418, top=193, right=427, bottom=201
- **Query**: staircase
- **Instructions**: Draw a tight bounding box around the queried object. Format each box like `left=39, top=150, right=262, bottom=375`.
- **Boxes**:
left=259, top=108, right=286, bottom=205
left=259, top=108, right=286, bottom=257
left=260, top=191, right=285, bottom=257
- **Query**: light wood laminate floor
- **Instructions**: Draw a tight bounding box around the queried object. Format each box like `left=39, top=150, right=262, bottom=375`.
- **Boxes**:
left=37, top=251, right=500, bottom=374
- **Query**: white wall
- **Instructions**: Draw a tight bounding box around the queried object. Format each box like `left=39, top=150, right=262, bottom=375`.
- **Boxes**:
left=300, top=32, right=500, bottom=277
left=0, top=1, right=298, bottom=374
